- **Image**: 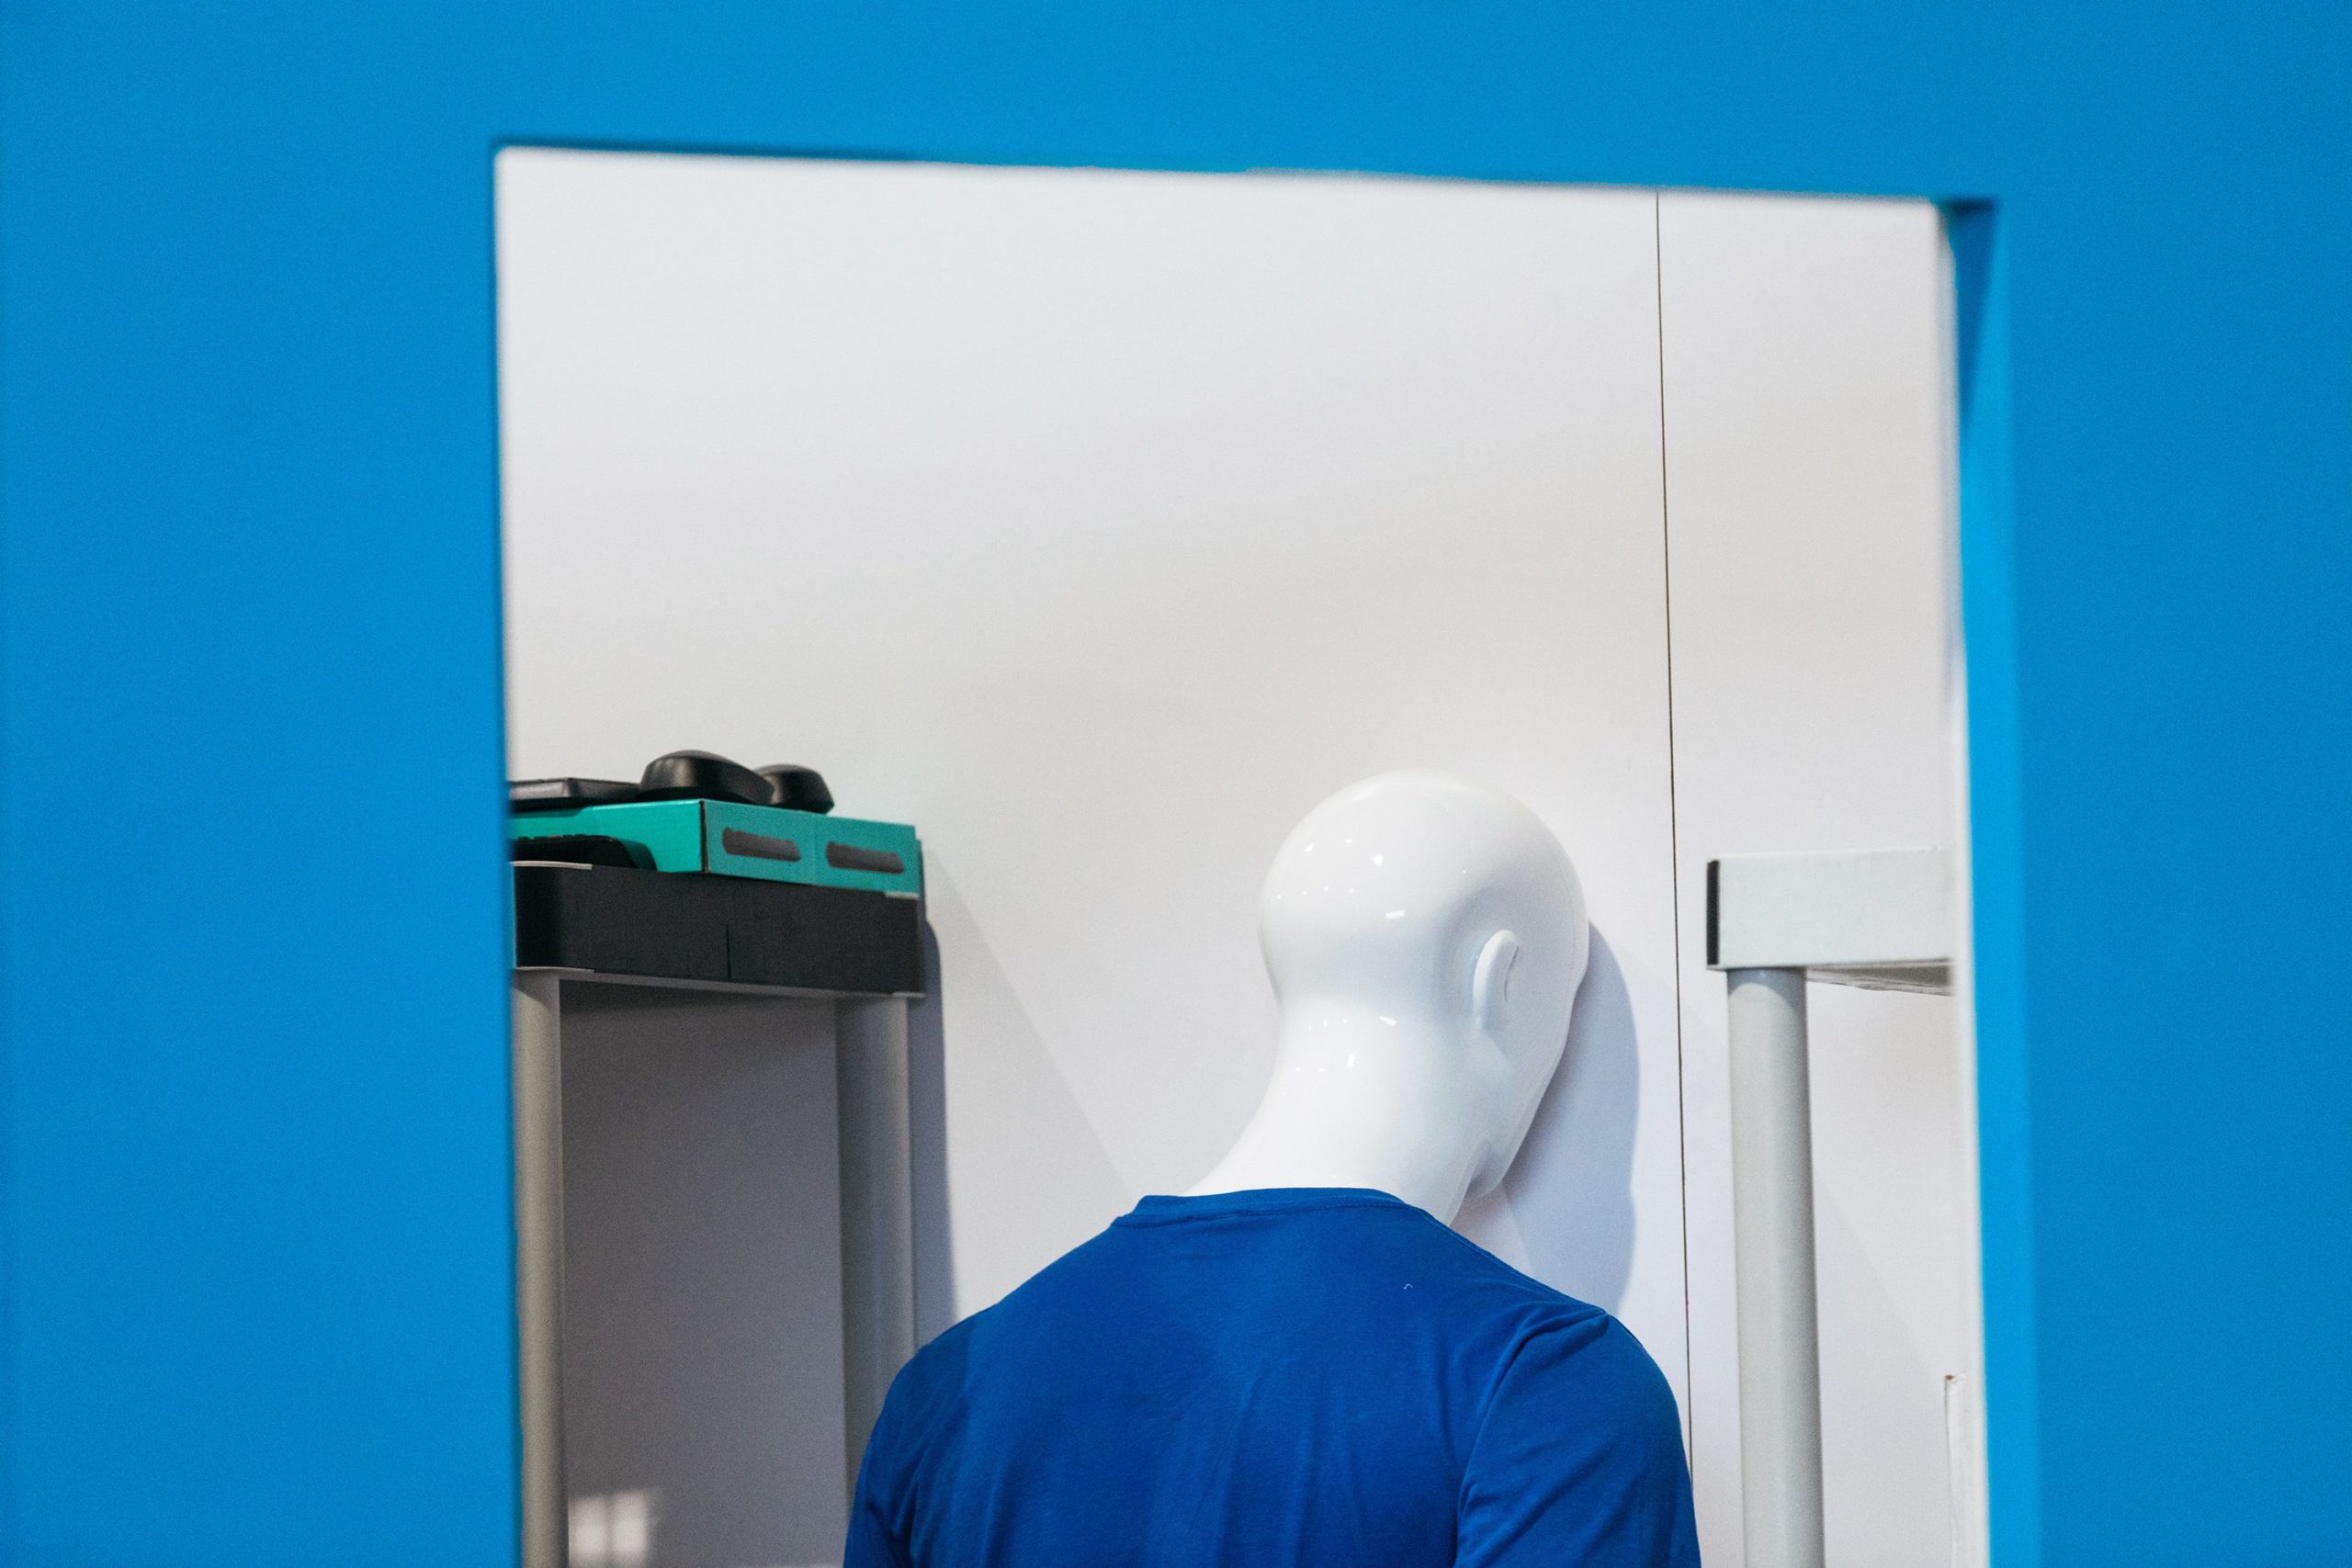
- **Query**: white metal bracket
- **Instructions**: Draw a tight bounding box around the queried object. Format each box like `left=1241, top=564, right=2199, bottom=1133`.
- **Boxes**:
left=1706, top=847, right=1955, bottom=1568
left=1709, top=846, right=1953, bottom=994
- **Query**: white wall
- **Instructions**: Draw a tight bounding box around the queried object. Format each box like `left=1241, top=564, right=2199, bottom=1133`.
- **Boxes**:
left=1657, top=192, right=1978, bottom=1567
left=498, top=152, right=1974, bottom=1564
left=496, top=151, right=1691, bottom=1396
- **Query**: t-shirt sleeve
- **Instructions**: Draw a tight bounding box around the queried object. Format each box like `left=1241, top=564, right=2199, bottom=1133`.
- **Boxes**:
left=1456, top=1314, right=1701, bottom=1567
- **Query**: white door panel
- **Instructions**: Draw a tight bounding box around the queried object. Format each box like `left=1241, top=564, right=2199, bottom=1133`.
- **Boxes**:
left=1658, top=190, right=1972, bottom=1566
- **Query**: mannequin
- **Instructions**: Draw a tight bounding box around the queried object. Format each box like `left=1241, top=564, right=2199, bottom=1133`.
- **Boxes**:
left=848, top=770, right=1697, bottom=1568
left=1191, top=769, right=1589, bottom=1222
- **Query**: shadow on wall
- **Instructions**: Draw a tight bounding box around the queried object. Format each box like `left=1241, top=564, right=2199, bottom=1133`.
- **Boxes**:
left=903, top=861, right=1132, bottom=1328
left=1458, top=929, right=1640, bottom=1313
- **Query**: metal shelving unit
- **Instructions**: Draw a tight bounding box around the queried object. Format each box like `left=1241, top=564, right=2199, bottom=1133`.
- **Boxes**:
left=509, top=859, right=923, bottom=1568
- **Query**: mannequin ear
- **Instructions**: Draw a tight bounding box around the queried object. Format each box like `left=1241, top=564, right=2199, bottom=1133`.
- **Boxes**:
left=1472, top=931, right=1521, bottom=1037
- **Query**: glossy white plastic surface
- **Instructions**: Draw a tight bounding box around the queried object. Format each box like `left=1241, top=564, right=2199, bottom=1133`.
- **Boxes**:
left=1191, top=771, right=1589, bottom=1223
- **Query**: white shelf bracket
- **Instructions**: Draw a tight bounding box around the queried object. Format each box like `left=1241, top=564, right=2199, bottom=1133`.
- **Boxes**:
left=1707, top=847, right=1955, bottom=1568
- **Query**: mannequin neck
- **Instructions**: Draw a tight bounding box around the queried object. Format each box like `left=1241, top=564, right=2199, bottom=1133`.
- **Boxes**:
left=1187, top=1005, right=1498, bottom=1223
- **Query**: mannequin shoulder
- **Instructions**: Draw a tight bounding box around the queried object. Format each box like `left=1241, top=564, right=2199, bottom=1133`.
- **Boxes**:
left=1403, top=1210, right=1615, bottom=1321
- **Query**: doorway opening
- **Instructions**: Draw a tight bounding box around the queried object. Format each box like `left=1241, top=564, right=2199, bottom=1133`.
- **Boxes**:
left=495, top=150, right=1980, bottom=1568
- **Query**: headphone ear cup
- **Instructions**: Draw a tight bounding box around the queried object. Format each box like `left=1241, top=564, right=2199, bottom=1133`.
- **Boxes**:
left=758, top=764, right=834, bottom=815
left=638, top=750, right=774, bottom=807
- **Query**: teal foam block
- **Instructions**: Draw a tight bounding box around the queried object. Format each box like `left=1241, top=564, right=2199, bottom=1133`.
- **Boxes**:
left=512, top=798, right=922, bottom=897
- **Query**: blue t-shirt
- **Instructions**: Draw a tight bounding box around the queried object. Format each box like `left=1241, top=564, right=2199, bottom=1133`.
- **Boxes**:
left=847, top=1188, right=1700, bottom=1566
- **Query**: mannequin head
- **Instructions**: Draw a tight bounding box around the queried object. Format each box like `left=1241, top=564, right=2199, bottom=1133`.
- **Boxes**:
left=1193, top=769, right=1589, bottom=1218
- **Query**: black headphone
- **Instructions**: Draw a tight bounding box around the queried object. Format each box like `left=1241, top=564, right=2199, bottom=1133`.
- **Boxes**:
left=510, top=750, right=833, bottom=815
left=637, top=750, right=833, bottom=814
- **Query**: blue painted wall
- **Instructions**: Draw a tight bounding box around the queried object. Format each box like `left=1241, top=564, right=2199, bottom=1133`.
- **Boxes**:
left=1, top=4, right=2344, bottom=1563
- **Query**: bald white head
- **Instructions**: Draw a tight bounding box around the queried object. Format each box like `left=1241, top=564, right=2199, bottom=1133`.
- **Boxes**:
left=1215, top=769, right=1588, bottom=1212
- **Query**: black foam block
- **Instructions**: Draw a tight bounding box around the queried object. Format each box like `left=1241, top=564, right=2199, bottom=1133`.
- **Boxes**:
left=512, top=863, right=922, bottom=996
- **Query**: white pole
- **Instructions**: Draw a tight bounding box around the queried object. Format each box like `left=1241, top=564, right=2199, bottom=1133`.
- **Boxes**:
left=1727, top=966, right=1826, bottom=1568
left=512, top=972, right=568, bottom=1568
left=836, top=997, right=916, bottom=1506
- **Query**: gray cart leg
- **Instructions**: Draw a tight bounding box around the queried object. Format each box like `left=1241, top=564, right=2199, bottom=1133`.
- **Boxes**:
left=836, top=997, right=916, bottom=1504
left=513, top=973, right=568, bottom=1568
left=1727, top=966, right=1826, bottom=1568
